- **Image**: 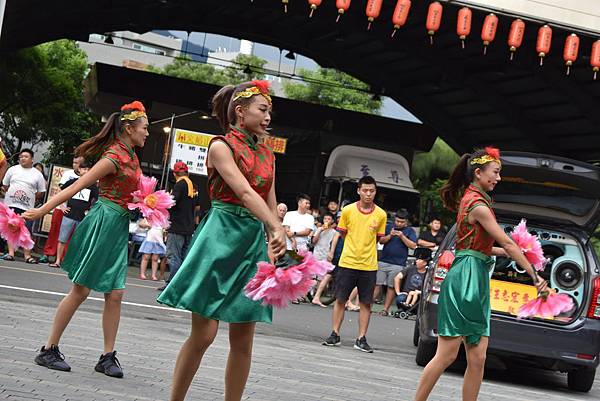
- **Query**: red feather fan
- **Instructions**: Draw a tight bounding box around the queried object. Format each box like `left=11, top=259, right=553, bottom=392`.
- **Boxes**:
left=251, top=80, right=271, bottom=94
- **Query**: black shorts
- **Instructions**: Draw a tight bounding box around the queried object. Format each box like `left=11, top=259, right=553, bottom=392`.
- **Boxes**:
left=334, top=266, right=377, bottom=305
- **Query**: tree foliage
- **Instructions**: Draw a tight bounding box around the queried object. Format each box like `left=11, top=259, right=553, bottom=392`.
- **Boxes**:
left=283, top=68, right=381, bottom=114
left=0, top=40, right=100, bottom=164
left=148, top=54, right=267, bottom=86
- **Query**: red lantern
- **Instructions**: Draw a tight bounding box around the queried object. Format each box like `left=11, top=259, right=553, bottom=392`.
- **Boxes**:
left=508, top=19, right=525, bottom=60
left=456, top=7, right=472, bottom=49
left=481, top=13, right=498, bottom=55
left=365, top=0, right=383, bottom=30
left=336, top=0, right=352, bottom=23
left=536, top=25, right=552, bottom=66
left=591, top=40, right=600, bottom=80
left=282, top=0, right=289, bottom=13
left=308, top=0, right=322, bottom=18
left=391, top=0, right=411, bottom=38
left=563, top=33, right=580, bottom=76
left=426, top=2, right=443, bottom=45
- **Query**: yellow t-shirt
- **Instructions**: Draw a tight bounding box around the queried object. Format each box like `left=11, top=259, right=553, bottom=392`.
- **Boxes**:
left=337, top=202, right=387, bottom=271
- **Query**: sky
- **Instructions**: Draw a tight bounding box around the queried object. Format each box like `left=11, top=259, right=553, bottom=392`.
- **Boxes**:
left=162, top=30, right=420, bottom=123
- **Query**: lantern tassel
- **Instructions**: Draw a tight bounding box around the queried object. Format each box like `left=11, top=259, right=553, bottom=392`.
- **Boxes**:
left=391, top=29, right=397, bottom=38
left=336, top=14, right=341, bottom=23
left=309, top=9, right=314, bottom=18
left=483, top=45, right=487, bottom=55
left=566, top=66, right=571, bottom=76
left=367, top=22, right=372, bottom=30
left=595, top=71, right=598, bottom=80
left=540, top=58, right=544, bottom=66
left=510, top=52, right=515, bottom=61
left=461, top=40, right=465, bottom=49
left=430, top=36, right=434, bottom=45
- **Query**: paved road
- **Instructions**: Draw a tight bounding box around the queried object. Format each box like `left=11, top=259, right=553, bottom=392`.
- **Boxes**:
left=1, top=261, right=598, bottom=400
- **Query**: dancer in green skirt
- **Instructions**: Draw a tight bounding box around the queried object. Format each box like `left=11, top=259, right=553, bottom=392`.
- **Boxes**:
left=414, top=147, right=548, bottom=401
left=24, top=101, right=149, bottom=378
left=157, top=80, right=286, bottom=401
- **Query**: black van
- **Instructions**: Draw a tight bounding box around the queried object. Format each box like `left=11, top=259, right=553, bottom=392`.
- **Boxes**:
left=415, top=152, right=600, bottom=392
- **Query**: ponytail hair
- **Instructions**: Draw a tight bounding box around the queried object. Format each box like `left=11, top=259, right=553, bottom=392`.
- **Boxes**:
left=439, top=147, right=500, bottom=211
left=211, top=80, right=272, bottom=131
left=75, top=101, right=147, bottom=161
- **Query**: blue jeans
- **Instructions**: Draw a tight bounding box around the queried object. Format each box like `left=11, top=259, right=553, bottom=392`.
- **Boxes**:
left=166, top=233, right=191, bottom=282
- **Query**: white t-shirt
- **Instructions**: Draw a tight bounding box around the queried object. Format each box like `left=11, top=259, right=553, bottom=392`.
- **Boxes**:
left=59, top=169, right=78, bottom=185
left=313, top=228, right=336, bottom=261
left=282, top=210, right=315, bottom=251
left=2, top=165, right=46, bottom=210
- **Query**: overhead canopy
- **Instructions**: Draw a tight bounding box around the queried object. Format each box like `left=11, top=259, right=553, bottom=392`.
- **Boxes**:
left=2, top=0, right=600, bottom=161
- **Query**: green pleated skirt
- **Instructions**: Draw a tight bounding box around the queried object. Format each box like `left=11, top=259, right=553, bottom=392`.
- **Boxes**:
left=157, top=200, right=272, bottom=323
left=61, top=197, right=130, bottom=293
left=437, top=249, right=494, bottom=345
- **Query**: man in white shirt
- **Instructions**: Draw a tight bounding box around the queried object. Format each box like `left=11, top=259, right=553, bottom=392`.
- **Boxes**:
left=2, top=149, right=47, bottom=263
left=282, top=193, right=315, bottom=252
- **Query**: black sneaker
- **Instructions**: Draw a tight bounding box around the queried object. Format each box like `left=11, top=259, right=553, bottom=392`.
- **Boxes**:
left=354, top=336, right=373, bottom=353
left=322, top=331, right=341, bottom=346
left=34, top=345, right=71, bottom=371
left=94, top=351, right=124, bottom=378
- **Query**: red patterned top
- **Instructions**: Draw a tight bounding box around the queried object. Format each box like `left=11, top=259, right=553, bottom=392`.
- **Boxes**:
left=99, top=139, right=141, bottom=210
left=455, top=184, right=495, bottom=255
left=207, top=126, right=274, bottom=205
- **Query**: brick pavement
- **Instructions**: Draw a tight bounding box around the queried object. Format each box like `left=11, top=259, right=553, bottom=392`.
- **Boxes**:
left=0, top=294, right=598, bottom=401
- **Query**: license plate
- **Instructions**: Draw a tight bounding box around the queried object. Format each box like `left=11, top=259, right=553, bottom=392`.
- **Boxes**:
left=490, top=279, right=539, bottom=316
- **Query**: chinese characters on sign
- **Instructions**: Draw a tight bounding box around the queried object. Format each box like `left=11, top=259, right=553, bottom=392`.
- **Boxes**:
left=489, top=279, right=539, bottom=317
left=169, top=129, right=287, bottom=176
left=360, top=164, right=371, bottom=177
left=40, top=165, right=72, bottom=232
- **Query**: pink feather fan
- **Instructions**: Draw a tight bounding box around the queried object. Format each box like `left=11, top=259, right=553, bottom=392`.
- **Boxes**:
left=127, top=175, right=174, bottom=228
left=0, top=203, right=34, bottom=250
left=517, top=290, right=574, bottom=319
left=510, top=219, right=548, bottom=271
left=244, top=250, right=334, bottom=308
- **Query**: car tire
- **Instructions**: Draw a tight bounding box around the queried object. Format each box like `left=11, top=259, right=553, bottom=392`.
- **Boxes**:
left=567, top=367, right=596, bottom=392
left=413, top=319, right=420, bottom=347
left=415, top=338, right=437, bottom=367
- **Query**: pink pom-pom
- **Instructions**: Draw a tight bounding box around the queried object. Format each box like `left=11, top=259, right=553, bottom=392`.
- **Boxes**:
left=127, top=175, right=175, bottom=228
left=244, top=251, right=334, bottom=308
left=517, top=292, right=574, bottom=319
left=484, top=146, right=501, bottom=160
left=510, top=219, right=548, bottom=271
left=0, top=203, right=34, bottom=250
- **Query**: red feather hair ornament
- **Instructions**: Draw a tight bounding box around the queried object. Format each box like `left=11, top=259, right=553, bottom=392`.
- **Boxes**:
left=485, top=146, right=500, bottom=160
left=251, top=80, right=271, bottom=94
left=121, top=100, right=146, bottom=112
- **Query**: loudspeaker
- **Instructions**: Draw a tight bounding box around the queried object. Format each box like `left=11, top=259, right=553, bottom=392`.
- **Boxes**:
left=550, top=245, right=585, bottom=307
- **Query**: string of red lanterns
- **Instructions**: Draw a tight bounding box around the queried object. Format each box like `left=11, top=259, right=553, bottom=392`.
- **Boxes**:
left=277, top=1, right=600, bottom=79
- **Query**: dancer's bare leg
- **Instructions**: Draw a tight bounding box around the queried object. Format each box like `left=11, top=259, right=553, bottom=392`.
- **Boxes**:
left=414, top=336, right=462, bottom=401
left=170, top=314, right=219, bottom=401
left=463, top=337, right=488, bottom=401
left=46, top=284, right=91, bottom=348
left=102, top=290, right=124, bottom=354
left=225, top=322, right=255, bottom=401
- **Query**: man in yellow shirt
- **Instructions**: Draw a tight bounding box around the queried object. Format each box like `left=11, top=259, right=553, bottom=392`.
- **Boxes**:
left=322, top=175, right=387, bottom=353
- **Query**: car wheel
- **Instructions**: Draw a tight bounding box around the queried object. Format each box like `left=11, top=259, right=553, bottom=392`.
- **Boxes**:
left=415, top=338, right=437, bottom=367
left=567, top=367, right=596, bottom=392
left=413, top=319, right=420, bottom=347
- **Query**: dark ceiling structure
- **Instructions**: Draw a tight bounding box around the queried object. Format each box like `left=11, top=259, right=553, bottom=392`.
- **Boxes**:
left=2, top=0, right=600, bottom=161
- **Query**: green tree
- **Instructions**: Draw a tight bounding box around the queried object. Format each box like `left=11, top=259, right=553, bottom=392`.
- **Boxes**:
left=0, top=40, right=100, bottom=164
left=411, top=138, right=460, bottom=227
left=283, top=68, right=381, bottom=114
left=147, top=54, right=267, bottom=86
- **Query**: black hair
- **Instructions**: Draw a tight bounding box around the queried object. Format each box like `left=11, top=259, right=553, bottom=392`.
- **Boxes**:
left=327, top=199, right=339, bottom=205
left=297, top=193, right=311, bottom=203
left=323, top=211, right=334, bottom=220
left=357, top=175, right=377, bottom=188
left=396, top=209, right=410, bottom=220
left=20, top=148, right=34, bottom=158
left=79, top=160, right=93, bottom=169
left=430, top=216, right=442, bottom=222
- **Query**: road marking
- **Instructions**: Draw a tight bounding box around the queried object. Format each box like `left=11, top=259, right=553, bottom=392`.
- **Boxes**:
left=0, top=284, right=187, bottom=313
left=0, top=264, right=158, bottom=289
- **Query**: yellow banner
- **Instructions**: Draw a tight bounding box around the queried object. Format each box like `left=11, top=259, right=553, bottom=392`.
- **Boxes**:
left=175, top=130, right=214, bottom=147
left=490, top=279, right=538, bottom=316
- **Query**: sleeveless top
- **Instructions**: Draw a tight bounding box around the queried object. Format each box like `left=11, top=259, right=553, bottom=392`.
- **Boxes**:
left=207, top=126, right=275, bottom=205
left=455, top=184, right=495, bottom=256
left=99, top=139, right=142, bottom=210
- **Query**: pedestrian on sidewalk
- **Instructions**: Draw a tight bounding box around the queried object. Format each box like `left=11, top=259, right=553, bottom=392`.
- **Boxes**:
left=157, top=80, right=286, bottom=401
left=50, top=160, right=98, bottom=268
left=23, top=101, right=149, bottom=379
left=2, top=148, right=47, bottom=263
left=138, top=222, right=166, bottom=280
left=413, top=147, right=547, bottom=401
left=322, top=176, right=387, bottom=353
left=156, top=161, right=198, bottom=291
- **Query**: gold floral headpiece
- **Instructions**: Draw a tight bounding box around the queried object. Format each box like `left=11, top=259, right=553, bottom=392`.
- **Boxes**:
left=470, top=146, right=502, bottom=167
left=120, top=110, right=147, bottom=121
left=232, top=86, right=272, bottom=104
